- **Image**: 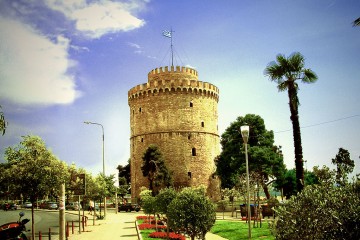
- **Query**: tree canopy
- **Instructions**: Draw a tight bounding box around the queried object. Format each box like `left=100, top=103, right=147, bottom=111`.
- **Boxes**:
left=4, top=135, right=69, bottom=239
left=215, top=114, right=285, bottom=198
left=273, top=166, right=360, bottom=239
left=167, top=187, right=216, bottom=240
left=331, top=148, right=355, bottom=186
left=141, top=144, right=173, bottom=195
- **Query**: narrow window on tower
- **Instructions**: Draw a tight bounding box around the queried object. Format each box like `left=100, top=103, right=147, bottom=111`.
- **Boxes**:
left=201, top=121, right=204, bottom=127
left=141, top=138, right=143, bottom=142
left=188, top=134, right=191, bottom=140
left=188, top=172, right=192, bottom=179
left=192, top=148, right=196, bottom=156
left=139, top=107, right=142, bottom=113
left=190, top=101, right=193, bottom=107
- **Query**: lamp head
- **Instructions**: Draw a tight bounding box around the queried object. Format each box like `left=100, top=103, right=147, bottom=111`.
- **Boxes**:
left=240, top=125, right=249, bottom=143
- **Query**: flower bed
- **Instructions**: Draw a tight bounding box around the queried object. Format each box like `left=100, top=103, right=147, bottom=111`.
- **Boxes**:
left=137, top=216, right=186, bottom=240
left=148, top=232, right=185, bottom=240
left=137, top=215, right=154, bottom=220
left=138, top=223, right=166, bottom=231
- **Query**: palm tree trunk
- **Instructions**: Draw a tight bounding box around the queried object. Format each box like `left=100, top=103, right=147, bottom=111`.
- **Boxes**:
left=288, top=86, right=304, bottom=192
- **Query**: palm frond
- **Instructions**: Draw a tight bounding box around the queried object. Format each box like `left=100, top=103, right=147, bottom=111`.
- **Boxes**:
left=302, top=68, right=318, bottom=83
left=288, top=52, right=305, bottom=72
left=277, top=81, right=288, bottom=92
left=353, top=17, right=360, bottom=27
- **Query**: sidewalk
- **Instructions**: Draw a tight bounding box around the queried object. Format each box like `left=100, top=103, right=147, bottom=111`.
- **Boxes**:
left=67, top=210, right=140, bottom=240
left=65, top=210, right=228, bottom=240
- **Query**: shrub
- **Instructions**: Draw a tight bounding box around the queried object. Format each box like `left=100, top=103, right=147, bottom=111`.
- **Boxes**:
left=167, top=187, right=216, bottom=240
left=272, top=178, right=360, bottom=239
left=148, top=231, right=186, bottom=240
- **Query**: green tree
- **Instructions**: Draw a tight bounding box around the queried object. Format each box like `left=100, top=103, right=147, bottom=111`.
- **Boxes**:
left=0, top=105, right=7, bottom=135
left=216, top=114, right=285, bottom=198
left=117, top=177, right=129, bottom=199
left=139, top=188, right=157, bottom=222
left=274, top=168, right=319, bottom=199
left=141, top=144, right=173, bottom=195
left=332, top=148, right=355, bottom=186
left=4, top=135, right=68, bottom=239
left=265, top=52, right=318, bottom=193
left=156, top=187, right=178, bottom=238
left=117, top=162, right=131, bottom=198
left=156, top=187, right=177, bottom=216
left=272, top=166, right=360, bottom=239
left=117, top=161, right=130, bottom=186
left=167, top=187, right=216, bottom=240
left=93, top=173, right=117, bottom=219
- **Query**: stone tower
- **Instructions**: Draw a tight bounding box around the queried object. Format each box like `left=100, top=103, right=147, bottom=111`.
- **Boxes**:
left=128, top=65, right=220, bottom=198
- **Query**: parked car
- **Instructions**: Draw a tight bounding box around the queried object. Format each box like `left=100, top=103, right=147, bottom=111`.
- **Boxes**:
left=47, top=202, right=58, bottom=210
left=22, top=202, right=32, bottom=209
left=66, top=202, right=82, bottom=211
left=118, top=203, right=140, bottom=212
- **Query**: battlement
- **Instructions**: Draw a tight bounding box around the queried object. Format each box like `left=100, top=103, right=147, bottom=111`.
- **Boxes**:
left=148, top=66, right=198, bottom=81
left=128, top=79, right=219, bottom=102
left=129, top=66, right=219, bottom=101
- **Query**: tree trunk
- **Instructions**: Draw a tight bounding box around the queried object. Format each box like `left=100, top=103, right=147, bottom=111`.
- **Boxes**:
left=288, top=85, right=304, bottom=193
left=31, top=205, right=35, bottom=240
left=263, top=184, right=271, bottom=199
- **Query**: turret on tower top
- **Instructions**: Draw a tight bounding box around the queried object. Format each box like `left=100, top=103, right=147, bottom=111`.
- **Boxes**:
left=148, top=66, right=198, bottom=82
left=128, top=65, right=219, bottom=102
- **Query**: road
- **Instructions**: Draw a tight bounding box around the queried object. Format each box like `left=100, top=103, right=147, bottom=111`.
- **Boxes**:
left=0, top=209, right=81, bottom=239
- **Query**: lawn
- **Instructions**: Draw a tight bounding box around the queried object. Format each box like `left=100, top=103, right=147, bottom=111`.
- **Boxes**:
left=210, top=220, right=275, bottom=240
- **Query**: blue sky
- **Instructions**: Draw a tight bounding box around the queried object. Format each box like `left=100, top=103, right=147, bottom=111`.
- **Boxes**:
left=0, top=0, right=359, bottom=180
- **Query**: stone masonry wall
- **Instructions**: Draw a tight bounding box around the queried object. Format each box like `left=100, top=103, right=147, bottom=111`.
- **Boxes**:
left=128, top=66, right=220, bottom=199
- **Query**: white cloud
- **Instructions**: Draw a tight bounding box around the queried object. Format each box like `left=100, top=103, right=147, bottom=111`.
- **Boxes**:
left=45, top=0, right=145, bottom=39
left=128, top=42, right=141, bottom=49
left=0, top=17, right=80, bottom=105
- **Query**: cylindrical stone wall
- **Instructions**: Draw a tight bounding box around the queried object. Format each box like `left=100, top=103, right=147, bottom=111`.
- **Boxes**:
left=128, top=66, right=220, bottom=198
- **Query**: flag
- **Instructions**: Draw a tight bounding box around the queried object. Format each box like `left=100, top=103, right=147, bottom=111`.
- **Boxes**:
left=162, top=30, right=172, bottom=38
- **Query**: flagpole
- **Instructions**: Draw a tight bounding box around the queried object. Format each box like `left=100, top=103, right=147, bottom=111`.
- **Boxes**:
left=170, top=27, right=174, bottom=67
left=162, top=28, right=174, bottom=67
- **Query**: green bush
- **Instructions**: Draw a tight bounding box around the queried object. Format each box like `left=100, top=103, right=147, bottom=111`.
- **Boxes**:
left=167, top=187, right=216, bottom=240
left=272, top=181, right=360, bottom=239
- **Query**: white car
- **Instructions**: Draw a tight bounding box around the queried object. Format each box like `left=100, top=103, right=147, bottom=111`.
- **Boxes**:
left=22, top=202, right=32, bottom=209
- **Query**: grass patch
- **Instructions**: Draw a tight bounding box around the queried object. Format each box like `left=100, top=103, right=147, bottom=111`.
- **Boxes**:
left=140, top=229, right=155, bottom=240
left=211, top=220, right=275, bottom=240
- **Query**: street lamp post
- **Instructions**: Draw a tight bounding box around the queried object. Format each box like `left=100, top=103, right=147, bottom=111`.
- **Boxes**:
left=241, top=125, right=251, bottom=239
left=84, top=121, right=106, bottom=218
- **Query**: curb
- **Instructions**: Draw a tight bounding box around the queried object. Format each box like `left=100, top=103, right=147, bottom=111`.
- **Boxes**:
left=135, top=220, right=142, bottom=240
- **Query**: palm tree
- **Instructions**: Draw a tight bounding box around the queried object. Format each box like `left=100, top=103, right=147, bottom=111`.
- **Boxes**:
left=264, top=52, right=318, bottom=192
left=353, top=17, right=360, bottom=26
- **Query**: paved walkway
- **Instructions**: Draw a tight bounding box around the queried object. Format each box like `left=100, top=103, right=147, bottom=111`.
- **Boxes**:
left=63, top=209, right=228, bottom=240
